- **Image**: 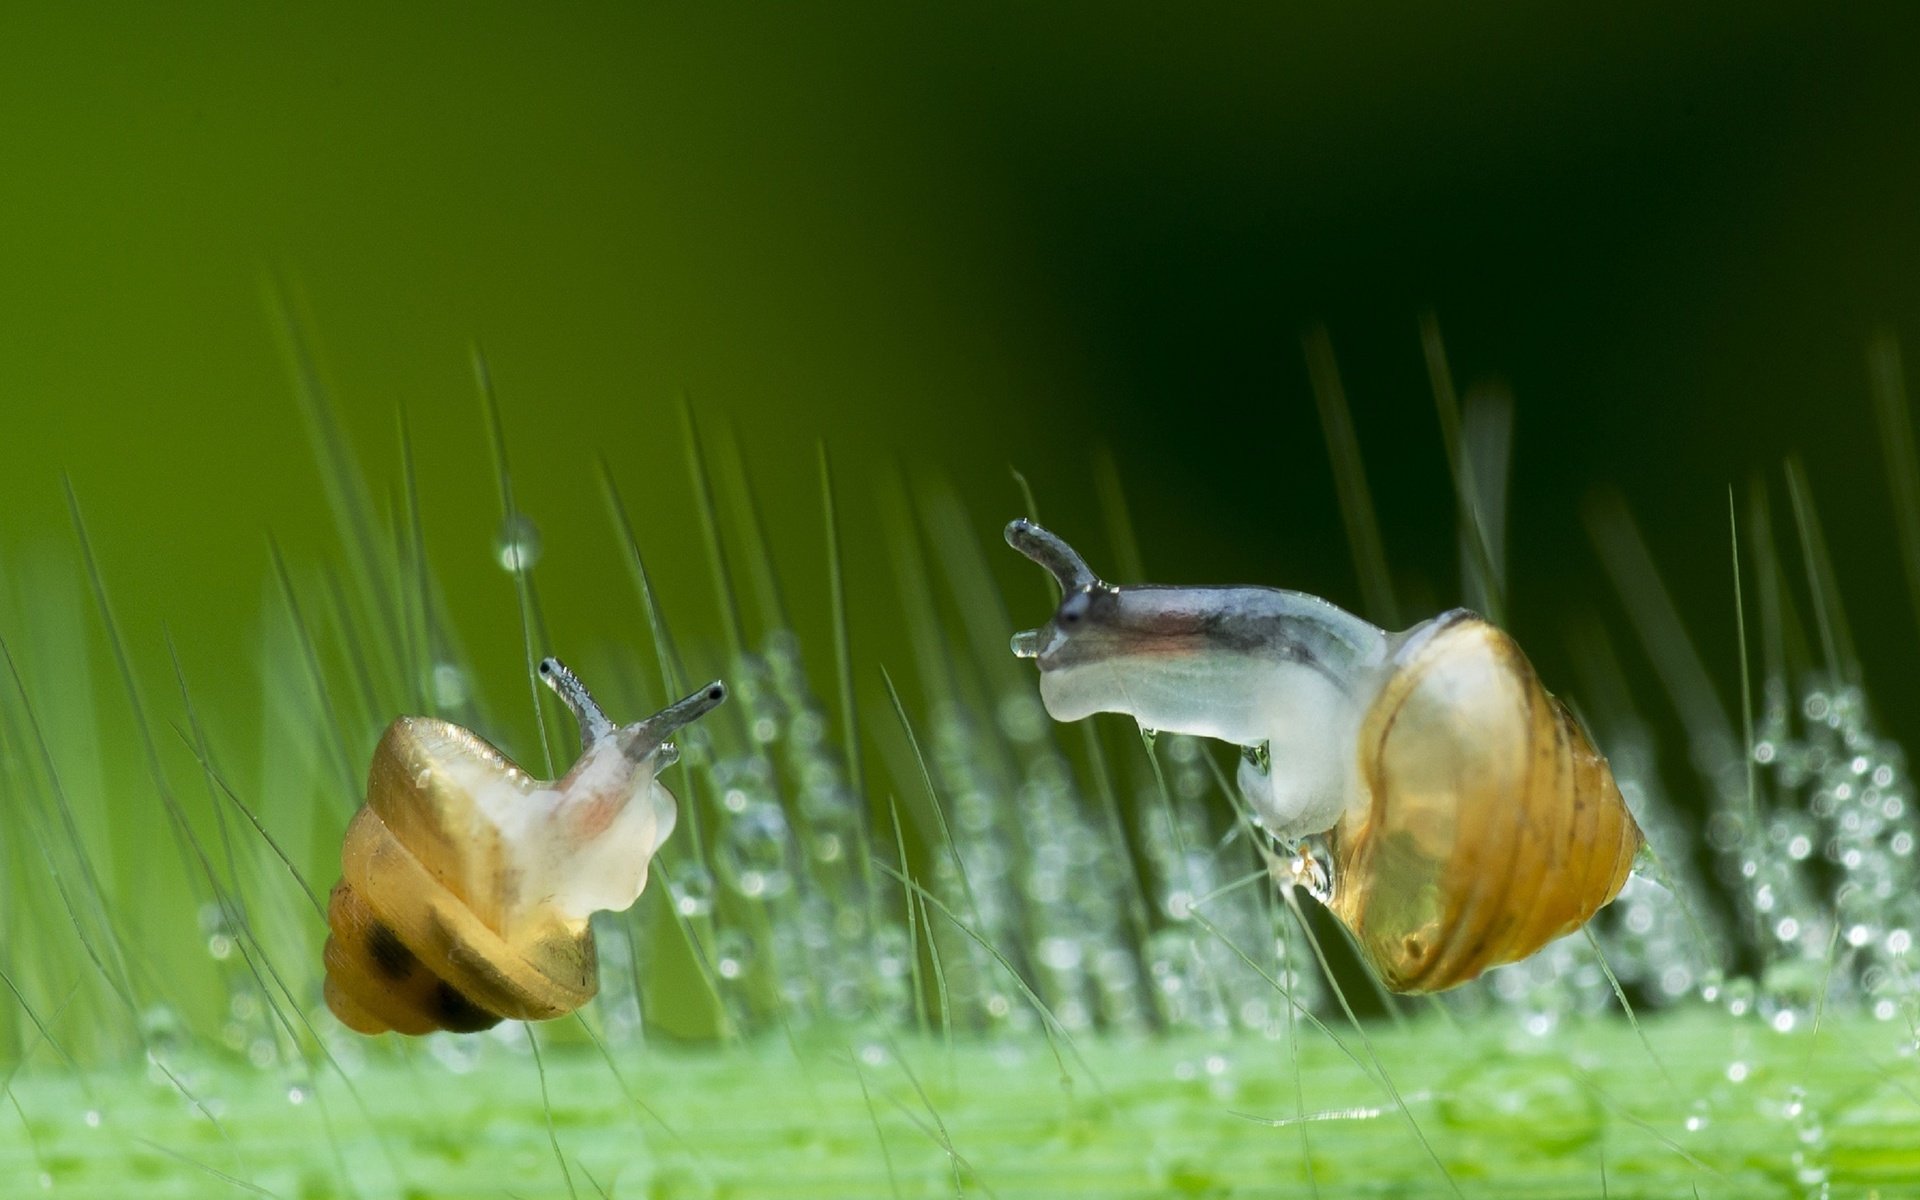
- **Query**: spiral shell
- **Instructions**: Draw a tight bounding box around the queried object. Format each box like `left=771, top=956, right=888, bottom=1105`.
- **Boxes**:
left=1324, top=610, right=1642, bottom=993
left=322, top=664, right=724, bottom=1036
left=323, top=719, right=596, bottom=1035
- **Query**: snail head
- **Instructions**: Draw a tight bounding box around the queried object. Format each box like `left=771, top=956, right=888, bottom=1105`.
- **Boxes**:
left=1004, top=519, right=1111, bottom=663
left=539, top=657, right=728, bottom=769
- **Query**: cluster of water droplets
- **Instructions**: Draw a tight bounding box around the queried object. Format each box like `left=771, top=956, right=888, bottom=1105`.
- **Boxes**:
left=1739, top=681, right=1917, bottom=1028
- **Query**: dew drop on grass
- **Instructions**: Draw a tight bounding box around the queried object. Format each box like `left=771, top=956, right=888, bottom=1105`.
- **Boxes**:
left=431, top=661, right=469, bottom=707
left=492, top=513, right=543, bottom=573
left=672, top=866, right=715, bottom=917
left=716, top=803, right=794, bottom=899
left=715, top=929, right=752, bottom=980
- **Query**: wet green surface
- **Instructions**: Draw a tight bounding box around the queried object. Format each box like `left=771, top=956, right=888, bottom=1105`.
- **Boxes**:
left=4, top=1013, right=1913, bottom=1199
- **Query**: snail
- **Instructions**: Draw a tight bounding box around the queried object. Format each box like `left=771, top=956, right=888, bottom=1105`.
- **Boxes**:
left=1004, top=519, right=1641, bottom=993
left=323, top=659, right=726, bottom=1035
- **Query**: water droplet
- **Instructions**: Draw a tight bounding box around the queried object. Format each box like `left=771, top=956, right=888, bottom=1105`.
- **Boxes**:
left=715, top=804, right=794, bottom=899
left=84, top=1109, right=101, bottom=1128
left=1726, top=1061, right=1750, bottom=1083
left=672, top=866, right=715, bottom=917
left=287, top=1085, right=308, bottom=1106
left=1038, top=936, right=1083, bottom=971
left=493, top=513, right=543, bottom=573
left=431, top=662, right=469, bottom=707
left=715, top=929, right=752, bottom=980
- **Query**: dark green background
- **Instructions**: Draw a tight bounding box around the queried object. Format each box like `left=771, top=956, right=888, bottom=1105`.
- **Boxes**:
left=4, top=5, right=1919, bottom=763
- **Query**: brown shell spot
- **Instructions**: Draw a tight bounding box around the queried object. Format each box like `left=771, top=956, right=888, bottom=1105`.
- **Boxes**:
left=432, top=982, right=502, bottom=1034
left=366, top=922, right=417, bottom=980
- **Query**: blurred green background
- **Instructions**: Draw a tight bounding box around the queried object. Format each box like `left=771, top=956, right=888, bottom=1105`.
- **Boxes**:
left=4, top=2, right=1920, bottom=764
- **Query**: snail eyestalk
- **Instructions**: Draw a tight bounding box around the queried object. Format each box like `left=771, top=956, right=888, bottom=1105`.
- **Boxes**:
left=616, top=680, right=729, bottom=764
left=539, top=657, right=615, bottom=750
left=1005, top=518, right=1099, bottom=593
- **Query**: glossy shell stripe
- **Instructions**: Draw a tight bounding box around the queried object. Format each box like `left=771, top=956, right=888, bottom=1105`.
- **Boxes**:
left=1326, top=611, right=1642, bottom=993
left=321, top=718, right=598, bottom=1035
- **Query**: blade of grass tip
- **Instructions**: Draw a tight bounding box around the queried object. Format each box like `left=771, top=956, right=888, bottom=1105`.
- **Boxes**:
left=1418, top=313, right=1507, bottom=625
left=475, top=347, right=558, bottom=776
left=878, top=465, right=961, bottom=706
left=888, top=794, right=932, bottom=1041
left=169, top=723, right=325, bottom=919
left=1730, top=489, right=1760, bottom=835
left=1868, top=330, right=1920, bottom=640
left=679, top=397, right=747, bottom=667
left=1581, top=927, right=1673, bottom=1087
left=526, top=1025, right=580, bottom=1200
left=269, top=538, right=360, bottom=798
left=266, top=279, right=406, bottom=681
left=717, top=419, right=789, bottom=631
left=1783, top=457, right=1859, bottom=684
left=168, top=632, right=245, bottom=912
left=821, top=444, right=882, bottom=937
left=878, top=863, right=1102, bottom=1101
left=599, top=465, right=705, bottom=844
left=320, top=567, right=382, bottom=733
left=1745, top=478, right=1795, bottom=721
left=852, top=1055, right=905, bottom=1200
left=1302, top=324, right=1399, bottom=628
left=1009, top=467, right=1040, bottom=524
left=1583, top=492, right=1742, bottom=785
left=1091, top=448, right=1146, bottom=583
left=1457, top=384, right=1513, bottom=623
left=1279, top=887, right=1461, bottom=1199
left=881, top=668, right=983, bottom=931
left=65, top=479, right=210, bottom=910
left=397, top=407, right=430, bottom=713
left=167, top=643, right=340, bottom=1067
left=917, top=477, right=1038, bottom=695
left=65, top=602, right=285, bottom=1169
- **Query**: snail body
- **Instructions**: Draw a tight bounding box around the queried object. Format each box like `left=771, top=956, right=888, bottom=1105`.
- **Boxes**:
left=1005, top=519, right=1640, bottom=993
left=323, top=660, right=726, bottom=1035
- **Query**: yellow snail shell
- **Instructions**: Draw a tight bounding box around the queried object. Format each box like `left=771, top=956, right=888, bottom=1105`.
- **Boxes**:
left=323, top=659, right=726, bottom=1035
left=1004, top=518, right=1642, bottom=994
left=1325, top=610, right=1639, bottom=992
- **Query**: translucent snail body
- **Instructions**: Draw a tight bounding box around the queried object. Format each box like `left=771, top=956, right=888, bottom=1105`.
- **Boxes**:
left=323, top=660, right=726, bottom=1035
left=1005, top=518, right=1641, bottom=994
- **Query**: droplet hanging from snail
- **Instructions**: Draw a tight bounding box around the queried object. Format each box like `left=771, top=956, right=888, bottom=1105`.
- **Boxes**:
left=323, top=658, right=726, bottom=1035
left=1004, top=518, right=1641, bottom=994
